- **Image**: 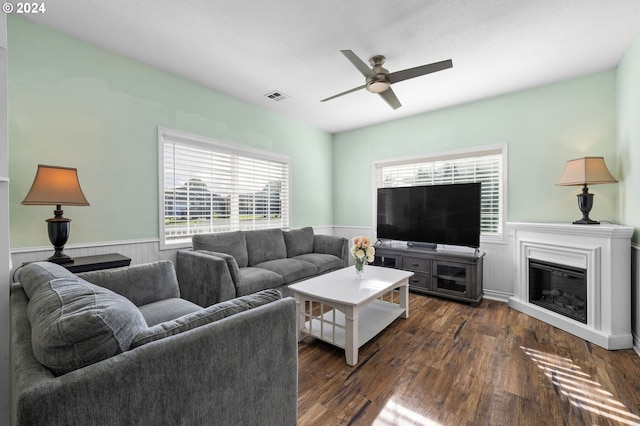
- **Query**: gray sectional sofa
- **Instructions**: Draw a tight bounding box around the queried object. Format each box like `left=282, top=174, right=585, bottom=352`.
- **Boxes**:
left=11, top=260, right=297, bottom=425
left=176, top=227, right=348, bottom=307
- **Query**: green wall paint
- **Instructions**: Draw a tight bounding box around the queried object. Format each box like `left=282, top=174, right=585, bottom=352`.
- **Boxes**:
left=7, top=16, right=634, bottom=249
left=7, top=16, right=333, bottom=248
left=617, top=34, right=640, bottom=243
left=333, top=72, right=618, bottom=228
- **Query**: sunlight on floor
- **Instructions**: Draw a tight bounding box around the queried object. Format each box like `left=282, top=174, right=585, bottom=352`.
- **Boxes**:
left=374, top=399, right=441, bottom=426
left=521, top=346, right=640, bottom=426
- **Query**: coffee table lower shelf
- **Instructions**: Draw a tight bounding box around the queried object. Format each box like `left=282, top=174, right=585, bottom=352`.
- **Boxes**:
left=300, top=299, right=405, bottom=351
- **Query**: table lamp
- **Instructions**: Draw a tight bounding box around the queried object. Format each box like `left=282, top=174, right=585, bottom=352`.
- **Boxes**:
left=555, top=156, right=617, bottom=225
left=22, top=165, right=90, bottom=263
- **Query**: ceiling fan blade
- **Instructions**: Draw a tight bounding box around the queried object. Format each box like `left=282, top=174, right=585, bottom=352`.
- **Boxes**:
left=379, top=87, right=401, bottom=110
left=321, top=84, right=367, bottom=102
left=388, top=59, right=453, bottom=84
left=341, top=50, right=373, bottom=78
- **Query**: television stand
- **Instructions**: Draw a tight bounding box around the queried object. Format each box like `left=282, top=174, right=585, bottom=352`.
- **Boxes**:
left=373, top=243, right=484, bottom=306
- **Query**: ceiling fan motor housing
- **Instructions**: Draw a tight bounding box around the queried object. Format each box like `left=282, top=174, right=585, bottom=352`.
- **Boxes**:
left=366, top=56, right=390, bottom=93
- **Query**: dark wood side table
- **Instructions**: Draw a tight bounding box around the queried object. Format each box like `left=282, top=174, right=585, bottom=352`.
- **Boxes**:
left=57, top=253, right=131, bottom=273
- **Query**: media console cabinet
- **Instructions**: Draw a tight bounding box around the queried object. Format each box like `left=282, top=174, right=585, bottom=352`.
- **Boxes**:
left=373, top=243, right=484, bottom=305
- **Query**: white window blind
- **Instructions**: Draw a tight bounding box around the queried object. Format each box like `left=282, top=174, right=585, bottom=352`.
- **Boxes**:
left=159, top=129, right=290, bottom=247
left=375, top=148, right=503, bottom=236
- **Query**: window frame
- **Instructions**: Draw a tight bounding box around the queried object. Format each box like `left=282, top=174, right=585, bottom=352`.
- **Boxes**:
left=158, top=127, right=291, bottom=250
left=372, top=144, right=507, bottom=245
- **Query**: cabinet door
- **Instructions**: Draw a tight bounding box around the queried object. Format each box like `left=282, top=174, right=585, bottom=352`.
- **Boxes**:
left=432, top=260, right=471, bottom=297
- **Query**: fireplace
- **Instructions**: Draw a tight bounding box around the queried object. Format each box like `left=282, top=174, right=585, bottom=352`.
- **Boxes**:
left=508, top=222, right=633, bottom=350
left=528, top=260, right=586, bottom=324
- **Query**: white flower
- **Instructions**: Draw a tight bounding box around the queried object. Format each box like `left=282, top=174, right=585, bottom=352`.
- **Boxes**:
left=355, top=249, right=365, bottom=259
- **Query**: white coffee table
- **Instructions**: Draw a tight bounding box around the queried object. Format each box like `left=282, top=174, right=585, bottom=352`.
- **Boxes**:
left=289, top=265, right=413, bottom=366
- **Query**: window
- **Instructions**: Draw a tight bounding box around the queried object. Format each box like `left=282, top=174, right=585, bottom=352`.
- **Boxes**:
left=159, top=128, right=290, bottom=248
left=374, top=145, right=505, bottom=238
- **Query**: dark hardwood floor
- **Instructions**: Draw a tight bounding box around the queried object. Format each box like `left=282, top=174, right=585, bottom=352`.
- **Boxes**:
left=297, top=292, right=640, bottom=425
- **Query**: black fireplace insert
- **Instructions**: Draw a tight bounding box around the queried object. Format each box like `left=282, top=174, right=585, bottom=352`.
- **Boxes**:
left=529, top=259, right=587, bottom=324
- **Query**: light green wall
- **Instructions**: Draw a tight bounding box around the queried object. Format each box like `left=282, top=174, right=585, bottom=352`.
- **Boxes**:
left=7, top=16, right=333, bottom=248
left=617, top=34, right=640, bottom=244
left=7, top=15, right=630, bottom=249
left=333, top=72, right=618, bottom=227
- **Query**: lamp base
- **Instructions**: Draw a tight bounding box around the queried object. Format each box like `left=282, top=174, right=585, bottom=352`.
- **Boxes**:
left=573, top=184, right=600, bottom=225
left=47, top=253, right=74, bottom=264
left=573, top=217, right=600, bottom=225
left=46, top=206, right=74, bottom=264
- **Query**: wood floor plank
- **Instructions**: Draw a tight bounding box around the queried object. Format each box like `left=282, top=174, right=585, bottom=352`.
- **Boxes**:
left=297, top=293, right=640, bottom=425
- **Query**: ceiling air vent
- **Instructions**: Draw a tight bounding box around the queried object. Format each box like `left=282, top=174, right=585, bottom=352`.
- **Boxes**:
left=264, top=91, right=289, bottom=102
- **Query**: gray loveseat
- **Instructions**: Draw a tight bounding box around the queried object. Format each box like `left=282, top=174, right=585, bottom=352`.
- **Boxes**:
left=176, top=227, right=348, bottom=307
left=11, top=260, right=297, bottom=425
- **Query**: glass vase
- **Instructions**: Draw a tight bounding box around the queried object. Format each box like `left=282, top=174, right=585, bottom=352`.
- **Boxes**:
left=354, top=256, right=366, bottom=279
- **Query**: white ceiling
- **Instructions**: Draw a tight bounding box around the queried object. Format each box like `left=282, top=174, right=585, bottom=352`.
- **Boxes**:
left=22, top=0, right=640, bottom=134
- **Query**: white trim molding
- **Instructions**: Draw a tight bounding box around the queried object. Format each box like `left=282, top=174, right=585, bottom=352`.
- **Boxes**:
left=632, top=242, right=640, bottom=357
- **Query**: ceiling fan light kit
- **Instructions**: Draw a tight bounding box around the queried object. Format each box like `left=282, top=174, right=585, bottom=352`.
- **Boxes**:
left=322, top=50, right=453, bottom=110
left=367, top=80, right=390, bottom=93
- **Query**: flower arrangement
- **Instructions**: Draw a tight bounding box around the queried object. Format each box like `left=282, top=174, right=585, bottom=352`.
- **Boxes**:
left=351, top=236, right=375, bottom=278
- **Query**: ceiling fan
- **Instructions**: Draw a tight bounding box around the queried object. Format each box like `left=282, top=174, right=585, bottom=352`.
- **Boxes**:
left=321, top=50, right=453, bottom=110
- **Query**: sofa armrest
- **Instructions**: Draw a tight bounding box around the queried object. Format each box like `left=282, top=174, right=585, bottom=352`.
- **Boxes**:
left=176, top=250, right=237, bottom=306
left=77, top=260, right=180, bottom=306
left=314, top=234, right=349, bottom=267
left=12, top=287, right=298, bottom=425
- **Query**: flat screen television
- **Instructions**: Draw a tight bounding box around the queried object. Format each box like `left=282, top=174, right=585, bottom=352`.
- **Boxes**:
left=376, top=182, right=481, bottom=248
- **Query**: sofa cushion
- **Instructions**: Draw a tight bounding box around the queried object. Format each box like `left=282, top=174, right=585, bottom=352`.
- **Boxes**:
left=283, top=227, right=315, bottom=257
left=138, top=298, right=203, bottom=327
left=237, top=267, right=284, bottom=296
left=77, top=260, right=180, bottom=307
left=193, top=231, right=249, bottom=268
left=255, top=258, right=317, bottom=284
left=26, top=276, right=147, bottom=376
left=293, top=253, right=344, bottom=275
left=245, top=228, right=287, bottom=266
left=131, top=289, right=282, bottom=348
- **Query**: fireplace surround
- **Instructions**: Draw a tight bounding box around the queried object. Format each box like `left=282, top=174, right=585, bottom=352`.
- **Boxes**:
left=508, top=222, right=634, bottom=350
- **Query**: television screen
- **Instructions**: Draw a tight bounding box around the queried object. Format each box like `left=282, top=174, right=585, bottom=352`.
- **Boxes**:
left=376, top=183, right=481, bottom=248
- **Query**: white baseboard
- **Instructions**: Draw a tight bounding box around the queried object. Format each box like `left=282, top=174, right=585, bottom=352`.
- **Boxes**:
left=483, top=289, right=512, bottom=303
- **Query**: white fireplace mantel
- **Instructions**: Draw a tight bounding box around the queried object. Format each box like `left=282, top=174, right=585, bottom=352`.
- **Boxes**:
left=508, top=222, right=634, bottom=350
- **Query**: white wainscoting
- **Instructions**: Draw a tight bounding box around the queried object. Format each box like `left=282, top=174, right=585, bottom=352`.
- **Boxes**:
left=10, top=225, right=336, bottom=282
left=633, top=243, right=640, bottom=357
left=11, top=239, right=176, bottom=281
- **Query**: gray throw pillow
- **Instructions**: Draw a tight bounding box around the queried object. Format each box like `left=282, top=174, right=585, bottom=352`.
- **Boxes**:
left=20, top=261, right=77, bottom=299
left=131, top=289, right=282, bottom=348
left=283, top=226, right=315, bottom=257
left=27, top=276, right=147, bottom=376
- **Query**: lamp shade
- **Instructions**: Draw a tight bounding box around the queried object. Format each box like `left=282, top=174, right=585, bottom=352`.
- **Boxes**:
left=555, top=157, right=618, bottom=186
left=22, top=165, right=90, bottom=206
